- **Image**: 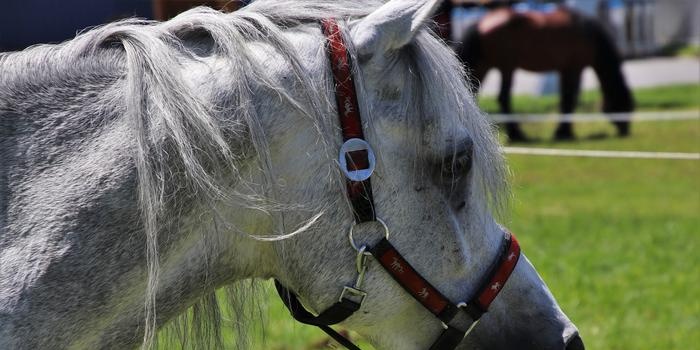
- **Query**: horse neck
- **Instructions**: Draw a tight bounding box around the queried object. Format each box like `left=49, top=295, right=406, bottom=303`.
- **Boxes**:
left=0, top=161, right=275, bottom=350
left=0, top=12, right=325, bottom=348
left=0, top=67, right=277, bottom=350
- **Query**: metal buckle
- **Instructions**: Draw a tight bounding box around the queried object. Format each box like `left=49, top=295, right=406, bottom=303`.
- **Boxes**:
left=339, top=138, right=376, bottom=181
left=339, top=286, right=367, bottom=305
left=439, top=302, right=481, bottom=335
left=339, top=246, right=371, bottom=306
left=441, top=319, right=480, bottom=336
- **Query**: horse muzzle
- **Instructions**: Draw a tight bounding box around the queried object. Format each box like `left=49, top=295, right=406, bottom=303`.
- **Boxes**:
left=565, top=332, right=585, bottom=350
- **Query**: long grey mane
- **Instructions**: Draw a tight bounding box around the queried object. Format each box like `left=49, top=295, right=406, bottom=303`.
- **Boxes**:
left=0, top=0, right=507, bottom=348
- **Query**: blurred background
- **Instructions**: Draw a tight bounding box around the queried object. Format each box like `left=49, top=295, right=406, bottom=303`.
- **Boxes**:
left=1, top=1, right=697, bottom=349
left=0, top=0, right=249, bottom=51
left=1, top=0, right=697, bottom=97
left=452, top=0, right=700, bottom=58
left=1, top=0, right=697, bottom=54
left=448, top=0, right=699, bottom=97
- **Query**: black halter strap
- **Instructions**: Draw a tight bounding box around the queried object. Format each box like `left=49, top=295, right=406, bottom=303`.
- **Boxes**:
left=274, top=281, right=362, bottom=350
left=274, top=18, right=521, bottom=350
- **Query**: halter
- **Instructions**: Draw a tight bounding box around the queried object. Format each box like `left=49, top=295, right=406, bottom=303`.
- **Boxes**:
left=274, top=19, right=521, bottom=350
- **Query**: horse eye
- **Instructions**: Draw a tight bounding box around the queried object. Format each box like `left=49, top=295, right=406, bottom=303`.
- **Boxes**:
left=440, top=153, right=472, bottom=181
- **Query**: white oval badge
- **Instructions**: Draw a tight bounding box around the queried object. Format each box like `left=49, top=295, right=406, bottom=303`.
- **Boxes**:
left=339, top=138, right=376, bottom=181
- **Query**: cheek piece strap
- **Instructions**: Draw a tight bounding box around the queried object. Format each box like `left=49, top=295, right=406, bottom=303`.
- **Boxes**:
left=274, top=18, right=521, bottom=350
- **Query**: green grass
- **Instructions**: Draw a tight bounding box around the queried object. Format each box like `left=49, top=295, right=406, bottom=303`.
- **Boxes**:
left=478, top=84, right=700, bottom=114
left=160, top=85, right=700, bottom=349
left=659, top=43, right=700, bottom=58
left=675, top=44, right=700, bottom=58
left=505, top=120, right=700, bottom=349
left=480, top=84, right=700, bottom=349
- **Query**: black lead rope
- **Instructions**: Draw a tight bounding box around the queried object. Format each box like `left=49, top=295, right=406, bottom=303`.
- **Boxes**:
left=319, top=325, right=362, bottom=350
left=274, top=281, right=361, bottom=350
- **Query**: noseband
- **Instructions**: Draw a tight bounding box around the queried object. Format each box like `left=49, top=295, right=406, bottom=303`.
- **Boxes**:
left=274, top=19, right=521, bottom=350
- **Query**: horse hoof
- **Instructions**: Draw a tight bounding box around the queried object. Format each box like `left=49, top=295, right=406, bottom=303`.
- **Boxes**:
left=553, top=132, right=575, bottom=141
left=553, top=125, right=575, bottom=141
left=617, top=127, right=630, bottom=137
left=506, top=127, right=529, bottom=143
left=507, top=133, right=529, bottom=143
left=615, top=122, right=630, bottom=137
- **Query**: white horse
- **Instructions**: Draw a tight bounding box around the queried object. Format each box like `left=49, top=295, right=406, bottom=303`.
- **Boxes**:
left=0, top=0, right=584, bottom=349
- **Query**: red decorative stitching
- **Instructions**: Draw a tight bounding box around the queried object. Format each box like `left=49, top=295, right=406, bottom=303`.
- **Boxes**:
left=476, top=234, right=521, bottom=309
left=376, top=244, right=449, bottom=316
left=321, top=19, right=364, bottom=140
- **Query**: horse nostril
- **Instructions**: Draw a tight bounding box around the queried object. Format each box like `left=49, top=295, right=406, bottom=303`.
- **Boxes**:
left=565, top=333, right=585, bottom=350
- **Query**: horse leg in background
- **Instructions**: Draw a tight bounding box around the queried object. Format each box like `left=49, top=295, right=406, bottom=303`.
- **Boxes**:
left=499, top=69, right=528, bottom=142
left=598, top=69, right=634, bottom=137
left=586, top=16, right=635, bottom=137
left=553, top=69, right=582, bottom=140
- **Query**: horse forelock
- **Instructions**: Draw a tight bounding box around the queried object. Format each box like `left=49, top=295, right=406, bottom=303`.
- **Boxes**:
left=0, top=1, right=508, bottom=348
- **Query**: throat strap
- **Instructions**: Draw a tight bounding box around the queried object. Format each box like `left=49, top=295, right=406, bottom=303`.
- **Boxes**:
left=273, top=18, right=370, bottom=349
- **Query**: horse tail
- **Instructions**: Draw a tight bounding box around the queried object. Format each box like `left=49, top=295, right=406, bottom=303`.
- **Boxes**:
left=586, top=18, right=634, bottom=114
left=457, top=22, right=482, bottom=89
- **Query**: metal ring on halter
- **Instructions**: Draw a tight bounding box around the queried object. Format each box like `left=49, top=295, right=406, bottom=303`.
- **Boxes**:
left=441, top=302, right=473, bottom=329
left=348, top=217, right=389, bottom=253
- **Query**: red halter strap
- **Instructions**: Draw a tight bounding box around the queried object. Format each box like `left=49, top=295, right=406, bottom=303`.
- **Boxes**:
left=371, top=233, right=521, bottom=322
left=323, top=18, right=376, bottom=223
left=275, top=18, right=521, bottom=350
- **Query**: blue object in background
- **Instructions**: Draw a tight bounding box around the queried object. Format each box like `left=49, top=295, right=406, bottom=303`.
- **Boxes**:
left=608, top=0, right=624, bottom=8
left=514, top=0, right=559, bottom=13
left=0, top=0, right=153, bottom=51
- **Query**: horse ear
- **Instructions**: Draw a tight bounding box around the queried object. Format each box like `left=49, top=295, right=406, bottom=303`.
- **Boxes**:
left=352, top=0, right=443, bottom=58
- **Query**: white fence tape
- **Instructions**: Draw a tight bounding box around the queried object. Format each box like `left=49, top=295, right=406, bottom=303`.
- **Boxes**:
left=489, top=110, right=699, bottom=123
left=503, top=147, right=700, bottom=160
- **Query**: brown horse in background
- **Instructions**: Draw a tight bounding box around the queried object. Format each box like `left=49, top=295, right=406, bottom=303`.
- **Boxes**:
left=152, top=0, right=243, bottom=20
left=457, top=5, right=634, bottom=141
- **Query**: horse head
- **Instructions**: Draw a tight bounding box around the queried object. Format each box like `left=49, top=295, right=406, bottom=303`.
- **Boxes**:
left=0, top=1, right=583, bottom=349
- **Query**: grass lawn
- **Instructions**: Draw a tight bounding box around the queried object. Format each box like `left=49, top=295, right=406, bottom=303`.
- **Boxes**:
left=488, top=84, right=700, bottom=349
left=161, top=84, right=700, bottom=349
left=478, top=83, right=700, bottom=114
left=505, top=120, right=700, bottom=349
